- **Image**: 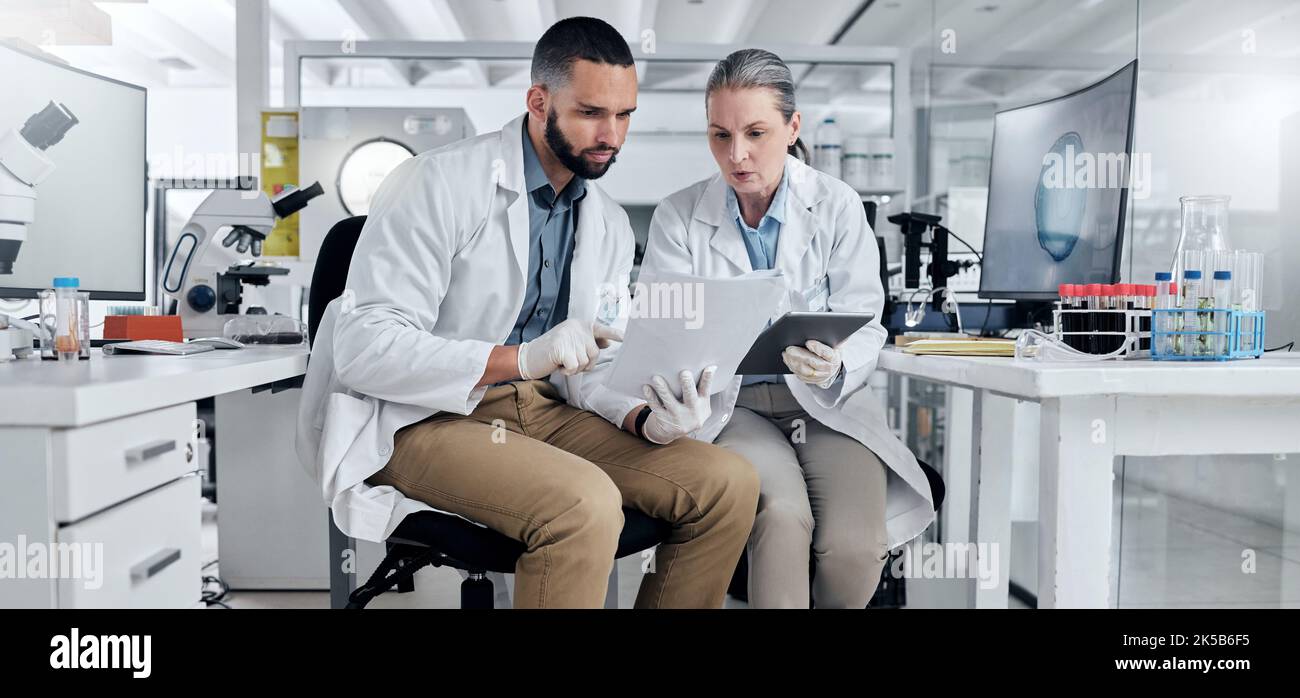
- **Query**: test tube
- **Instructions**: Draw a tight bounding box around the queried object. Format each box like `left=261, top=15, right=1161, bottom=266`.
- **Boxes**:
left=76, top=291, right=90, bottom=360
left=1064, top=283, right=1082, bottom=350
left=1212, top=270, right=1232, bottom=356
left=1142, top=284, right=1156, bottom=351
left=1233, top=252, right=1260, bottom=353
left=52, top=279, right=82, bottom=361
left=1116, top=284, right=1133, bottom=352
left=1183, top=249, right=1205, bottom=284
left=1057, top=283, right=1072, bottom=348
left=1154, top=273, right=1172, bottom=355
left=1167, top=280, right=1179, bottom=356
left=1181, top=270, right=1203, bottom=357
left=1118, top=283, right=1128, bottom=350
left=1085, top=283, right=1103, bottom=354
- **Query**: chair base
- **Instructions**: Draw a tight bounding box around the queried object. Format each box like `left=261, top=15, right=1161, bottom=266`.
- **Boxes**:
left=460, top=573, right=494, bottom=609
left=345, top=544, right=448, bottom=609
left=344, top=507, right=672, bottom=609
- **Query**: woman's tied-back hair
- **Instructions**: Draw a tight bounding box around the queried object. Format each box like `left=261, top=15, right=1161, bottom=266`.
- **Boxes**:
left=705, top=48, right=809, bottom=163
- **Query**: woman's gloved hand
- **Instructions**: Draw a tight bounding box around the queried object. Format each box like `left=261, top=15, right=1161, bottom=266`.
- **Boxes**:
left=782, top=339, right=842, bottom=389
left=640, top=366, right=716, bottom=444
left=517, top=320, right=624, bottom=379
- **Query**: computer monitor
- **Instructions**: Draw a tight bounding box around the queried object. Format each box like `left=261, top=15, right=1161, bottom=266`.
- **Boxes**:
left=0, top=42, right=147, bottom=300
left=978, top=60, right=1137, bottom=301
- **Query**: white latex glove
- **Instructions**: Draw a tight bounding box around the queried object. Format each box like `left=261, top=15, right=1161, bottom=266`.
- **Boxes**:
left=517, top=319, right=624, bottom=379
left=782, top=340, right=842, bottom=389
left=640, top=366, right=716, bottom=445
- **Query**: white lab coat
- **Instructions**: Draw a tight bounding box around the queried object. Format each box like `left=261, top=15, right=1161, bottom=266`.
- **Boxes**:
left=638, top=155, right=935, bottom=547
left=296, top=113, right=645, bottom=543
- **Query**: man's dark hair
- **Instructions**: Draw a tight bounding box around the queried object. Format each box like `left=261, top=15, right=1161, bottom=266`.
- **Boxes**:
left=530, top=17, right=634, bottom=89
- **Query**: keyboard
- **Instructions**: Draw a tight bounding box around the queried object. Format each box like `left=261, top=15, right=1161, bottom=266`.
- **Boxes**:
left=102, top=339, right=215, bottom=356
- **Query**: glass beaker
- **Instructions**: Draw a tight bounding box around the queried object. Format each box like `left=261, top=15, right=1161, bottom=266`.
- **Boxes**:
left=1172, top=195, right=1231, bottom=280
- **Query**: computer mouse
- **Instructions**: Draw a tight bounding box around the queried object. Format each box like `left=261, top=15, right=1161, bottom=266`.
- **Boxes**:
left=190, top=337, right=245, bottom=350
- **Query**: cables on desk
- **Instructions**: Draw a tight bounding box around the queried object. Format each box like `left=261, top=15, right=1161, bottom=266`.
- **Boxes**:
left=943, top=229, right=994, bottom=336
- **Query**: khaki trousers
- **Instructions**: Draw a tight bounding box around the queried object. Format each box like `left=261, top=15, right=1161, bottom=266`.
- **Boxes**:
left=368, top=380, right=759, bottom=608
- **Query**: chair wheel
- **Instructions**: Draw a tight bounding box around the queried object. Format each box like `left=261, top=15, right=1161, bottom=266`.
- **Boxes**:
left=396, top=574, right=416, bottom=594
left=461, top=574, right=494, bottom=609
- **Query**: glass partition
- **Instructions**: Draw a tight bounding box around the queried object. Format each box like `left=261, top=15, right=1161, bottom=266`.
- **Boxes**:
left=912, top=0, right=1300, bottom=608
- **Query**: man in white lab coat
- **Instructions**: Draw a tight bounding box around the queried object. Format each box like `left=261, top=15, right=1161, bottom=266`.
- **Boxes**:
left=297, top=17, right=759, bottom=608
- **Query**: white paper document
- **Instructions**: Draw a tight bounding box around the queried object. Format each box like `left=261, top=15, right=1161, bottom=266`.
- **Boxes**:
left=605, top=270, right=787, bottom=399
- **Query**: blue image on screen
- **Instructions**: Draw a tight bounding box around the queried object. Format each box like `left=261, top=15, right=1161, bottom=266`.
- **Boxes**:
left=1035, top=131, right=1087, bottom=262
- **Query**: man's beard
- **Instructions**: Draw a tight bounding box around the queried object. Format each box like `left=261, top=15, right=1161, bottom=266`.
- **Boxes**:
left=545, top=108, right=618, bottom=180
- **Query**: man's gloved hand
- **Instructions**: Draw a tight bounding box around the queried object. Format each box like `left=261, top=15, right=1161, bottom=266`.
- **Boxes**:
left=782, top=339, right=842, bottom=389
left=517, top=319, right=624, bottom=379
left=640, top=366, right=716, bottom=444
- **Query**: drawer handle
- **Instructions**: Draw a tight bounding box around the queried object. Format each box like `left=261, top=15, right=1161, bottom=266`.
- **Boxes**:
left=124, top=439, right=177, bottom=464
left=130, top=548, right=181, bottom=582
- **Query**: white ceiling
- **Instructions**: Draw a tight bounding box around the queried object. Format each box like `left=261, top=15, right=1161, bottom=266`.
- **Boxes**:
left=6, top=0, right=1297, bottom=101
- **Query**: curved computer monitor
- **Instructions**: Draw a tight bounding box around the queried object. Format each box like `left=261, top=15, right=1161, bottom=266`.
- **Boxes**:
left=0, top=42, right=147, bottom=300
left=978, top=60, right=1137, bottom=301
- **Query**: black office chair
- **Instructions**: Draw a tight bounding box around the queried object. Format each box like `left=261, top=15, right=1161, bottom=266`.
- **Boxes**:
left=309, top=215, right=672, bottom=609
left=725, top=458, right=947, bottom=609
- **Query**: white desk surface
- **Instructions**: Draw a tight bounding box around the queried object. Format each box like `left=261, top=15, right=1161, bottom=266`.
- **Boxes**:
left=878, top=347, right=1300, bottom=399
left=0, top=345, right=309, bottom=428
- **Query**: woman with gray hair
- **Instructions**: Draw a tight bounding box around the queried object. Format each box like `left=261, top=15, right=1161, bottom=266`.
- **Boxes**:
left=639, top=49, right=935, bottom=608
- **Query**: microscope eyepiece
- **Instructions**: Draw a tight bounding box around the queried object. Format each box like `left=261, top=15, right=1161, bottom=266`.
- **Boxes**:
left=271, top=181, right=324, bottom=219
left=20, top=101, right=79, bottom=151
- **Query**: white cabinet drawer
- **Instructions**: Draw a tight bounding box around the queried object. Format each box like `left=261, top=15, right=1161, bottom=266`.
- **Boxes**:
left=56, top=475, right=201, bottom=608
left=51, top=403, right=197, bottom=522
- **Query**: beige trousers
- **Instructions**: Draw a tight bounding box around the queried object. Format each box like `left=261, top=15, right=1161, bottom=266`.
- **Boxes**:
left=714, top=382, right=889, bottom=608
left=368, top=380, right=760, bottom=609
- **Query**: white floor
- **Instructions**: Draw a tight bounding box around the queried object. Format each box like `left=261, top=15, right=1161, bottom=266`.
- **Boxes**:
left=200, top=479, right=1299, bottom=609
left=1114, top=480, right=1300, bottom=608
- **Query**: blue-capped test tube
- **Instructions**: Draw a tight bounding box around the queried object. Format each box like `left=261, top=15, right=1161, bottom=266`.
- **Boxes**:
left=1213, top=270, right=1232, bottom=356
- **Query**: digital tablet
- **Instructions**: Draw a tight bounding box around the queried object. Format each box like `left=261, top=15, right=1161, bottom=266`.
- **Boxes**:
left=736, top=311, right=875, bottom=375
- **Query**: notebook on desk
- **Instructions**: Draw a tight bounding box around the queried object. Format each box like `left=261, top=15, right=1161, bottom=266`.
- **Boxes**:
left=897, top=337, right=1016, bottom=357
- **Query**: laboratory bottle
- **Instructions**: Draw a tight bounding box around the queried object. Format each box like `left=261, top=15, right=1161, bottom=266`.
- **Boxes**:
left=814, top=117, right=842, bottom=180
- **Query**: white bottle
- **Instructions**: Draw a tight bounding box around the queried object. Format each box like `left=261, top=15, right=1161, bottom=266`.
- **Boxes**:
left=869, top=136, right=895, bottom=189
left=814, top=117, right=842, bottom=180
left=842, top=135, right=871, bottom=191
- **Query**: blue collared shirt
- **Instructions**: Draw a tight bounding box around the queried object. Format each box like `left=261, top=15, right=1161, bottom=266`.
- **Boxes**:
left=726, top=168, right=788, bottom=273
left=728, top=168, right=788, bottom=384
left=506, top=122, right=586, bottom=346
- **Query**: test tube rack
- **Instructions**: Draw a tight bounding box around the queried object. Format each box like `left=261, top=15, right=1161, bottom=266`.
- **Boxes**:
left=1149, top=308, right=1265, bottom=361
left=1051, top=307, right=1152, bottom=360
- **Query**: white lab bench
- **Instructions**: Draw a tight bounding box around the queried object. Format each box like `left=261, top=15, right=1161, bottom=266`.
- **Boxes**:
left=877, top=348, right=1300, bottom=608
left=0, top=345, right=313, bottom=608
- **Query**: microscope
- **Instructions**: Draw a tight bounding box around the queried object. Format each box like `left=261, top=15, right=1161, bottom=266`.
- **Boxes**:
left=0, top=102, right=78, bottom=360
left=0, top=101, right=79, bottom=275
left=886, top=211, right=977, bottom=331
left=161, top=182, right=323, bottom=339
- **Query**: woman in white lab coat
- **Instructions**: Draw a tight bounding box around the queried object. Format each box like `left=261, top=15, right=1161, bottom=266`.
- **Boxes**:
left=639, top=49, right=934, bottom=608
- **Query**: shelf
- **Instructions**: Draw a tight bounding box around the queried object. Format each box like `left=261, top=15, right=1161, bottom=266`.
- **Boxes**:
left=859, top=189, right=903, bottom=199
